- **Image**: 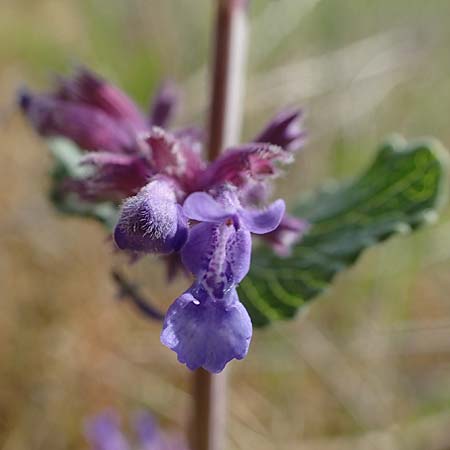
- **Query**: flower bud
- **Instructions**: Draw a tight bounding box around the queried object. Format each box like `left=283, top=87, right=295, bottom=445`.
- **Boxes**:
left=254, top=108, right=305, bottom=152
left=18, top=89, right=134, bottom=153
left=114, top=179, right=188, bottom=254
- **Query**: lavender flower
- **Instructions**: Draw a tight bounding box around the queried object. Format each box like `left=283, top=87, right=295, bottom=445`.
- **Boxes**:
left=85, top=410, right=187, bottom=450
left=19, top=68, right=309, bottom=372
left=85, top=411, right=130, bottom=450
left=160, top=188, right=284, bottom=372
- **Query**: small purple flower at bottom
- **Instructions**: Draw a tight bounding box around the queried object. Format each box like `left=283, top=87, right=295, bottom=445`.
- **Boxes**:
left=85, top=410, right=188, bottom=450
left=161, top=188, right=285, bottom=373
left=85, top=411, right=130, bottom=450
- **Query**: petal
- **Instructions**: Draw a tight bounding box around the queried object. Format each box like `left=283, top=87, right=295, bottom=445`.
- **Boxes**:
left=225, top=227, right=252, bottom=283
left=113, top=179, right=187, bottom=254
left=183, top=192, right=235, bottom=223
left=172, top=204, right=189, bottom=252
left=239, top=199, right=285, bottom=234
left=160, top=287, right=252, bottom=373
left=182, top=222, right=251, bottom=292
left=148, top=80, right=179, bottom=128
left=56, top=68, right=146, bottom=130
left=144, top=127, right=205, bottom=188
left=18, top=90, right=134, bottom=153
left=254, top=108, right=306, bottom=152
left=75, top=152, right=151, bottom=201
left=198, top=143, right=291, bottom=190
left=181, top=222, right=215, bottom=275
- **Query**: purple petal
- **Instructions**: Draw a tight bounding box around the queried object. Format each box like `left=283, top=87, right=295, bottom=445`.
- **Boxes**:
left=160, top=287, right=252, bottom=373
left=225, top=227, right=252, bottom=283
left=114, top=179, right=187, bottom=254
left=254, top=108, right=306, bottom=152
left=144, top=128, right=205, bottom=188
left=181, top=222, right=251, bottom=286
left=85, top=411, right=130, bottom=450
left=148, top=81, right=179, bottom=128
left=183, top=192, right=235, bottom=223
left=239, top=199, right=285, bottom=234
left=56, top=68, right=146, bottom=130
left=18, top=90, right=135, bottom=153
left=75, top=152, right=151, bottom=201
left=198, top=143, right=291, bottom=190
left=134, top=411, right=188, bottom=450
left=180, top=222, right=214, bottom=276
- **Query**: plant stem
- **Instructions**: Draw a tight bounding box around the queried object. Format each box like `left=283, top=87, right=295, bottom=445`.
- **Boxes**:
left=190, top=2, right=248, bottom=450
left=207, top=0, right=248, bottom=158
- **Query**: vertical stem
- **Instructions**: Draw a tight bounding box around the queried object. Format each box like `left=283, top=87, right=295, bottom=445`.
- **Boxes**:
left=190, top=2, right=248, bottom=450
left=207, top=0, right=248, bottom=158
left=191, top=368, right=228, bottom=450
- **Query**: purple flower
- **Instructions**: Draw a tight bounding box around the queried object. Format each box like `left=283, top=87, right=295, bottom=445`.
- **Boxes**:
left=20, top=67, right=309, bottom=372
left=114, top=178, right=188, bottom=254
left=85, top=411, right=130, bottom=450
left=85, top=410, right=188, bottom=450
left=134, top=411, right=187, bottom=450
left=160, top=189, right=284, bottom=372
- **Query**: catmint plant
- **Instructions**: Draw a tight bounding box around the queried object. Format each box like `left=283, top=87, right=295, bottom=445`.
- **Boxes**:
left=19, top=66, right=306, bottom=373
left=18, top=1, right=448, bottom=449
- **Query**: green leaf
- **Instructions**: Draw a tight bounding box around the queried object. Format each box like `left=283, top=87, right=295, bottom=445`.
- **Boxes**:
left=239, top=136, right=449, bottom=327
left=48, top=138, right=120, bottom=230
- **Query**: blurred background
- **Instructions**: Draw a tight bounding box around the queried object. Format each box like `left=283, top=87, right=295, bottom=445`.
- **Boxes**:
left=2, top=0, right=450, bottom=449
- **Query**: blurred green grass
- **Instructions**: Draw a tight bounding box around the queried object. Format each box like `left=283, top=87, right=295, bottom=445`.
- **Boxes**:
left=2, top=1, right=450, bottom=449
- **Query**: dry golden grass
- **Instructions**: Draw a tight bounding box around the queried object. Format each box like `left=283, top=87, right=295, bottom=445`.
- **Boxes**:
left=2, top=1, right=450, bottom=449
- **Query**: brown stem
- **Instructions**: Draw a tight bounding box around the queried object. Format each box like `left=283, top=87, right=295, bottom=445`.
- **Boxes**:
left=207, top=0, right=248, bottom=159
left=190, top=2, right=248, bottom=450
